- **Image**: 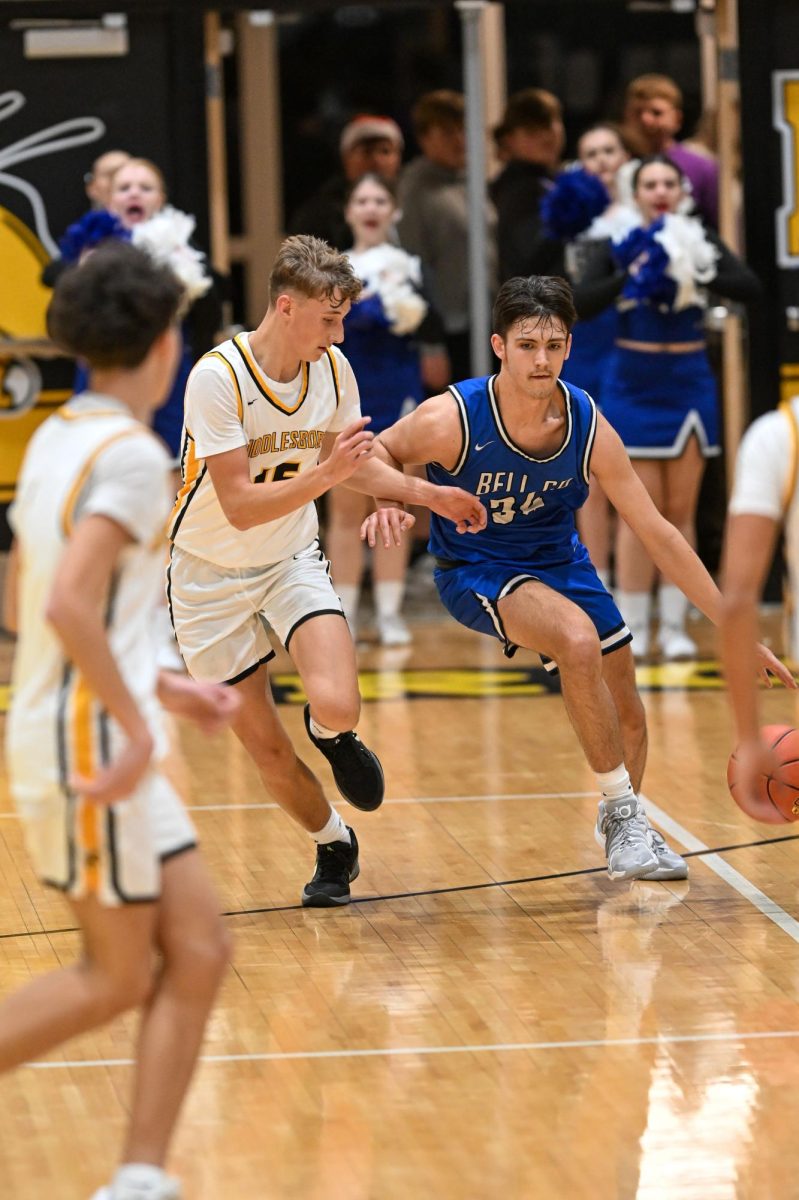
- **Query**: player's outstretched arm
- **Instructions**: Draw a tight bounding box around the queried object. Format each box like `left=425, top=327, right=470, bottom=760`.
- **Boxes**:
left=340, top=394, right=486, bottom=534
left=718, top=511, right=785, bottom=811
left=206, top=417, right=376, bottom=530
left=45, top=513, right=155, bottom=805
left=157, top=672, right=241, bottom=734
left=592, top=415, right=795, bottom=688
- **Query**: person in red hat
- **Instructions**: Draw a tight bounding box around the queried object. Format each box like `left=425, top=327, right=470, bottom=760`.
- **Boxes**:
left=287, top=114, right=404, bottom=251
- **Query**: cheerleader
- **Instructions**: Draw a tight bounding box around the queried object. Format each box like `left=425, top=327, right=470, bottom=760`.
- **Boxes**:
left=324, top=172, right=445, bottom=645
left=541, top=123, right=636, bottom=586
left=58, top=157, right=221, bottom=461
left=602, top=155, right=761, bottom=658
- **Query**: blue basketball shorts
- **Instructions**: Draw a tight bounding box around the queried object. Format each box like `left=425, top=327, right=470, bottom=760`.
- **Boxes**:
left=434, top=554, right=631, bottom=672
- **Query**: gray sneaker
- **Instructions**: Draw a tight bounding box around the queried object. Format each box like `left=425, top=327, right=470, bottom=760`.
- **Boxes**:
left=639, top=823, right=689, bottom=881
left=595, top=798, right=659, bottom=881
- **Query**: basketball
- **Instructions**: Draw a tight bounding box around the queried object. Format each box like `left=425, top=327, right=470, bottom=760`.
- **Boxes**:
left=727, top=725, right=799, bottom=822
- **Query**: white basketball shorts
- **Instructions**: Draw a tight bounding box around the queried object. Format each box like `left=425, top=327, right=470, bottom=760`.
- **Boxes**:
left=15, top=769, right=197, bottom=907
left=167, top=538, right=346, bottom=684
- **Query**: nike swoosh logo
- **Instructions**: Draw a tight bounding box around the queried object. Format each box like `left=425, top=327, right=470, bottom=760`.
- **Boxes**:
left=474, top=441, right=494, bottom=451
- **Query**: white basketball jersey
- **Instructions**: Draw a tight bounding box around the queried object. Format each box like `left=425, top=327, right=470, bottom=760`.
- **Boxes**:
left=7, top=394, right=173, bottom=802
left=169, top=333, right=361, bottom=567
left=729, top=394, right=799, bottom=661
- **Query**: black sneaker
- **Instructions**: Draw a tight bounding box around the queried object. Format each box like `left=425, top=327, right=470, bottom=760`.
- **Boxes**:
left=301, top=828, right=360, bottom=907
left=303, top=704, right=384, bottom=812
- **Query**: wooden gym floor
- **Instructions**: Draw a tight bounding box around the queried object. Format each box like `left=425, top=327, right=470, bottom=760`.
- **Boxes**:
left=1, top=583, right=799, bottom=1200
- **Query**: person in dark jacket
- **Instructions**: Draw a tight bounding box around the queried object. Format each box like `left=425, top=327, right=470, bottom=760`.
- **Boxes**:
left=489, top=88, right=565, bottom=284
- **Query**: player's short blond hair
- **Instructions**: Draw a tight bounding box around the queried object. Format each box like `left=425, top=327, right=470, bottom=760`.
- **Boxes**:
left=269, top=235, right=362, bottom=306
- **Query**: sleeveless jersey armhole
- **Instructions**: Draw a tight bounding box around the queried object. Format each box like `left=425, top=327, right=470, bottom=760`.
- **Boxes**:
left=431, top=385, right=470, bottom=476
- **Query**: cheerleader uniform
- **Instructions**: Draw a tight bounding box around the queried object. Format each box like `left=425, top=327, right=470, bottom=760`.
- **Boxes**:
left=602, top=301, right=720, bottom=459
left=600, top=215, right=761, bottom=459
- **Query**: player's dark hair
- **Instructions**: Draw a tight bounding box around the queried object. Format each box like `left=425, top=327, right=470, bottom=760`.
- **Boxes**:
left=269, top=234, right=363, bottom=306
left=632, top=153, right=685, bottom=190
left=46, top=241, right=183, bottom=369
left=492, top=276, right=577, bottom=339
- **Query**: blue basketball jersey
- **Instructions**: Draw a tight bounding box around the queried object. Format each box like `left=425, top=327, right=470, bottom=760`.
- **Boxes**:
left=428, top=374, right=597, bottom=566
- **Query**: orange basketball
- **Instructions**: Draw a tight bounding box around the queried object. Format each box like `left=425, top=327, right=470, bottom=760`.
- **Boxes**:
left=727, top=725, right=799, bottom=823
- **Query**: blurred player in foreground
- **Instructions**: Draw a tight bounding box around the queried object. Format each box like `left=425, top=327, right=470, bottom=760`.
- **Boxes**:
left=720, top=397, right=799, bottom=820
left=2, top=243, right=239, bottom=1200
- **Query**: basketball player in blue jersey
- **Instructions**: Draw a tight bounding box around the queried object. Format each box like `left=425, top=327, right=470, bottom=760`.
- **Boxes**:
left=367, top=275, right=792, bottom=880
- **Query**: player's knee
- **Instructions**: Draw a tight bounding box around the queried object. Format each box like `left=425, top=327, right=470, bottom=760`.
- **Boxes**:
left=663, top=498, right=695, bottom=529
left=558, top=626, right=601, bottom=674
left=166, top=919, right=232, bottom=995
left=309, top=692, right=361, bottom=733
left=81, top=957, right=154, bottom=1021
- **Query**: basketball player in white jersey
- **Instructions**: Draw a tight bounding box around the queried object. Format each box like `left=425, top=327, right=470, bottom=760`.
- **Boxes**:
left=168, top=234, right=485, bottom=906
left=2, top=243, right=240, bottom=1200
left=721, top=397, right=799, bottom=818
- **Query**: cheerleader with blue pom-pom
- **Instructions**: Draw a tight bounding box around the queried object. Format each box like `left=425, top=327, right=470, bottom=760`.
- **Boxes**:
left=540, top=123, right=637, bottom=587
left=599, top=155, right=761, bottom=659
left=57, top=158, right=221, bottom=463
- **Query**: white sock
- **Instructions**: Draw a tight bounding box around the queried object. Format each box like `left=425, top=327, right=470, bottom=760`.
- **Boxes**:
left=596, top=764, right=636, bottom=809
left=113, top=1164, right=170, bottom=1189
left=309, top=715, right=348, bottom=740
left=616, top=590, right=652, bottom=634
left=374, top=580, right=404, bottom=620
left=336, top=584, right=360, bottom=630
left=312, top=808, right=351, bottom=845
left=658, top=584, right=688, bottom=631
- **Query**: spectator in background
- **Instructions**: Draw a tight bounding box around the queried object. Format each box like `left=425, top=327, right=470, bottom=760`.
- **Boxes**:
left=84, top=148, right=131, bottom=210
left=397, top=89, right=496, bottom=382
left=621, top=74, right=719, bottom=228
left=325, top=173, right=446, bottom=646
left=42, top=148, right=131, bottom=287
left=489, top=88, right=565, bottom=283
left=287, top=114, right=404, bottom=251
left=540, top=121, right=635, bottom=588
left=57, top=157, right=221, bottom=462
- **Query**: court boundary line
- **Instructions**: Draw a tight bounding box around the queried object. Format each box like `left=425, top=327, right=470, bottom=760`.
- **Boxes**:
left=643, top=794, right=799, bottom=944
left=2, top=828, right=798, bottom=939
left=25, top=1027, right=799, bottom=1071
left=0, top=791, right=598, bottom=818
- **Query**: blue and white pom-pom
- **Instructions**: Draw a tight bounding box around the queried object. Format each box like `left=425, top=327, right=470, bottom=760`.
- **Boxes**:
left=58, top=210, right=129, bottom=263
left=612, top=213, right=719, bottom=310
left=131, top=206, right=212, bottom=302
left=540, top=167, right=610, bottom=240
left=350, top=244, right=428, bottom=336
